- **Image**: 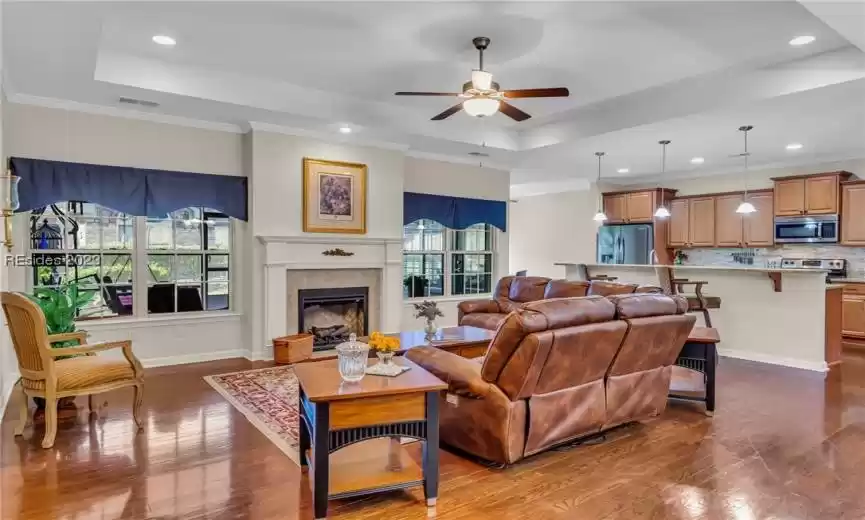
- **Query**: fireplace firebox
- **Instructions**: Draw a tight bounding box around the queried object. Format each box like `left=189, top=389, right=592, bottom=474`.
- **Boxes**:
left=298, top=287, right=369, bottom=350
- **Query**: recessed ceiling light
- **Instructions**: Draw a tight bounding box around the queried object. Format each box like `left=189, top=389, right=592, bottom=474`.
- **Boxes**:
left=690, top=157, right=705, bottom=164
left=617, top=168, right=629, bottom=174
left=338, top=126, right=352, bottom=134
left=789, top=35, right=815, bottom=46
left=152, top=35, right=176, bottom=46
left=786, top=143, right=804, bottom=150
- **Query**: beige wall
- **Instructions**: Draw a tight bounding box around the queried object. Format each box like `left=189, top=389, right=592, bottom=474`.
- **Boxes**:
left=3, top=103, right=243, bottom=175
left=509, top=186, right=601, bottom=279
left=404, top=156, right=510, bottom=201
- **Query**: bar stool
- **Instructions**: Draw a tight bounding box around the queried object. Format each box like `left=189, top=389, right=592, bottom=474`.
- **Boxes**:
left=656, top=266, right=720, bottom=327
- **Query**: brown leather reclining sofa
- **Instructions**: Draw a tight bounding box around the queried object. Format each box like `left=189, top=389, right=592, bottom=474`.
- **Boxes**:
left=406, top=293, right=695, bottom=465
left=458, top=275, right=662, bottom=330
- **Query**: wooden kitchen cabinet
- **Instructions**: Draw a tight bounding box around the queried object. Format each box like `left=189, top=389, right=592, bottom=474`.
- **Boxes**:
left=805, top=176, right=838, bottom=214
left=774, top=178, right=806, bottom=216
left=841, top=181, right=865, bottom=245
left=715, top=194, right=744, bottom=247
left=625, top=191, right=655, bottom=222
left=602, top=189, right=677, bottom=224
left=842, top=292, right=865, bottom=339
left=772, top=172, right=851, bottom=216
left=688, top=197, right=716, bottom=247
left=603, top=194, right=627, bottom=224
left=667, top=198, right=690, bottom=247
left=743, top=191, right=774, bottom=246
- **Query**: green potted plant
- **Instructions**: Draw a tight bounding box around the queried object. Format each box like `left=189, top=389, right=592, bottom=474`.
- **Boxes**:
left=27, top=282, right=97, bottom=408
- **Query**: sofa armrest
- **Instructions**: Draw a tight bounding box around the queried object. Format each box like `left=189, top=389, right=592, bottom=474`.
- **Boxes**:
left=457, top=299, right=500, bottom=323
left=406, top=346, right=492, bottom=399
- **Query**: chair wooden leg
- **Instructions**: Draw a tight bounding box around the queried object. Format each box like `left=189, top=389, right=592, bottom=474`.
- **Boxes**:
left=701, top=309, right=713, bottom=328
left=133, top=384, right=144, bottom=431
left=13, top=381, right=30, bottom=437
left=88, top=394, right=95, bottom=416
left=42, top=397, right=58, bottom=449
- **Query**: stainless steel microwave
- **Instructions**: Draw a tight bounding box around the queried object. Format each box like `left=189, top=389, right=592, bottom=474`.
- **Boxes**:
left=774, top=214, right=839, bottom=243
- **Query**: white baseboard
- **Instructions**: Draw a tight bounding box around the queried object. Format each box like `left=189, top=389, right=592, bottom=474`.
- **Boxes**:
left=719, top=348, right=828, bottom=372
left=245, top=344, right=273, bottom=362
left=141, top=349, right=247, bottom=368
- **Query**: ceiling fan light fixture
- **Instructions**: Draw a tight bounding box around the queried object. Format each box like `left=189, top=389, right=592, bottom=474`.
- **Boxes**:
left=736, top=201, right=757, bottom=214
left=463, top=97, right=499, bottom=117
left=471, top=70, right=493, bottom=91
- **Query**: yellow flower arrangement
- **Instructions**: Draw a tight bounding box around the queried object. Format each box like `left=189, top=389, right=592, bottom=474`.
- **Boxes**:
left=368, top=331, right=400, bottom=353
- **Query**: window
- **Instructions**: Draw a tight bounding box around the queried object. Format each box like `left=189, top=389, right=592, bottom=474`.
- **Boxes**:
left=403, top=219, right=494, bottom=298
left=30, top=202, right=135, bottom=318
left=27, top=202, right=232, bottom=319
left=146, top=207, right=231, bottom=313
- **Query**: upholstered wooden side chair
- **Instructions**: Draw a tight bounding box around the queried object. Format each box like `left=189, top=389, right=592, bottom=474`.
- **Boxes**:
left=656, top=266, right=721, bottom=327
left=2, top=292, right=145, bottom=448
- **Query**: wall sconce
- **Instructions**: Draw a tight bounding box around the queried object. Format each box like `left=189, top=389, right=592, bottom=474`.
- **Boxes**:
left=1, top=169, right=21, bottom=251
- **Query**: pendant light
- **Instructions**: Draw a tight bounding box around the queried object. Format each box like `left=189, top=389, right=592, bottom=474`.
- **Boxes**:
left=735, top=125, right=757, bottom=214
left=592, top=152, right=608, bottom=222
left=654, top=140, right=671, bottom=218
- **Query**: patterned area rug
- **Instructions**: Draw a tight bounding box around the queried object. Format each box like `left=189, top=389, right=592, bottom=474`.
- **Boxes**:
left=204, top=366, right=300, bottom=465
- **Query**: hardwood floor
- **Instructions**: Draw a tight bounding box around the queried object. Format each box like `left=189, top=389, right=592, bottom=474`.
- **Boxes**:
left=2, top=353, right=865, bottom=519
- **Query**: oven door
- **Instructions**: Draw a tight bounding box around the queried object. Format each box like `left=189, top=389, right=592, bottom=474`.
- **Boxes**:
left=774, top=215, right=838, bottom=243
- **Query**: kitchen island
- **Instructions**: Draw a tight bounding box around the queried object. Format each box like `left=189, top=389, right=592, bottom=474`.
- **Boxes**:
left=555, top=263, right=833, bottom=372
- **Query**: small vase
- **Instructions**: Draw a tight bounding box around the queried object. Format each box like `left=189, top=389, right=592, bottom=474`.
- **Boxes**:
left=424, top=319, right=437, bottom=337
left=376, top=351, right=395, bottom=366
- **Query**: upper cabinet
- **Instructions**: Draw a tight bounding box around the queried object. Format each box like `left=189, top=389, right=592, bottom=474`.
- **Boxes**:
left=715, top=194, right=744, bottom=247
left=667, top=198, right=690, bottom=247
left=772, top=172, right=851, bottom=216
left=743, top=191, right=774, bottom=246
left=603, top=194, right=628, bottom=224
left=841, top=181, right=865, bottom=246
left=602, top=189, right=676, bottom=224
left=689, top=197, right=716, bottom=247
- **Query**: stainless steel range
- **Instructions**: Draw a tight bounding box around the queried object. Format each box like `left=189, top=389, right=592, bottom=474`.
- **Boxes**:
left=780, top=258, right=847, bottom=282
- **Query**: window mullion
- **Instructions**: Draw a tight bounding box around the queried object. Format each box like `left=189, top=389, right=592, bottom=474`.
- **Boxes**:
left=133, top=216, right=148, bottom=318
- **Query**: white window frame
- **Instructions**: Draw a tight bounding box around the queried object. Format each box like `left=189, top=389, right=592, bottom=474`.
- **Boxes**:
left=25, top=203, right=235, bottom=322
left=403, top=220, right=496, bottom=301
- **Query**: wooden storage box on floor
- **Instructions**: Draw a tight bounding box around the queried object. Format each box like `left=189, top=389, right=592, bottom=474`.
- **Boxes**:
left=273, top=333, right=313, bottom=364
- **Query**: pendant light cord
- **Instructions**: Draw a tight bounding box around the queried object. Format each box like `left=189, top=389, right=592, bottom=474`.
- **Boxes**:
left=595, top=152, right=605, bottom=210
left=739, top=125, right=753, bottom=198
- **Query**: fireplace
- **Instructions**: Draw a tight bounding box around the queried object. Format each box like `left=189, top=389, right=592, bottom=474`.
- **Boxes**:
left=298, top=287, right=369, bottom=350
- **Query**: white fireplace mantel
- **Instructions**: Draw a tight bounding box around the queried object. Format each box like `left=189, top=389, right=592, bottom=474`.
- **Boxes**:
left=257, top=234, right=404, bottom=345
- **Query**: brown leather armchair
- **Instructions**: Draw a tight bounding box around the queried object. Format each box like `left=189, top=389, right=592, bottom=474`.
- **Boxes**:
left=408, top=293, right=694, bottom=465
left=458, top=276, right=661, bottom=330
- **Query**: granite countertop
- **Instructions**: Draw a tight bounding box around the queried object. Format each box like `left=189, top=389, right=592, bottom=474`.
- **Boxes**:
left=828, top=278, right=865, bottom=284
left=555, top=262, right=830, bottom=274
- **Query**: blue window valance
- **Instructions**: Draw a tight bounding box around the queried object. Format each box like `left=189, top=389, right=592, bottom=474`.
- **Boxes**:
left=404, top=192, right=507, bottom=231
left=10, top=157, right=248, bottom=221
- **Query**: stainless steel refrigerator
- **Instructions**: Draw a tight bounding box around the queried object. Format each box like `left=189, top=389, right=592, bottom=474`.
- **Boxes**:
left=596, top=224, right=654, bottom=265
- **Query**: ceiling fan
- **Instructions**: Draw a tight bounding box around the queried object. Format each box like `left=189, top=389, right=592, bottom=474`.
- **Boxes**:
left=395, top=36, right=569, bottom=122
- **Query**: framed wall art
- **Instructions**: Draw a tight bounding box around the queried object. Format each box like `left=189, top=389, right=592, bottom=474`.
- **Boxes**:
left=302, top=157, right=367, bottom=234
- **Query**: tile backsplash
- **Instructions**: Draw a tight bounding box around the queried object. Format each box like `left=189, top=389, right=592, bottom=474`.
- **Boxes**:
left=683, top=245, right=865, bottom=278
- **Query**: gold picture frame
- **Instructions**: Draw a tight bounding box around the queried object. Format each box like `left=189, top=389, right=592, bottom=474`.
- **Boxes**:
left=302, top=157, right=367, bottom=234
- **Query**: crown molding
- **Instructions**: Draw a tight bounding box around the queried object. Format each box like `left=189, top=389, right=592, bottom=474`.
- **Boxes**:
left=247, top=121, right=410, bottom=152
left=6, top=93, right=246, bottom=134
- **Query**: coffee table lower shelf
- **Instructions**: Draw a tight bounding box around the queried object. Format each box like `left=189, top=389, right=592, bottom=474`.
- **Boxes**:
left=303, top=438, right=424, bottom=500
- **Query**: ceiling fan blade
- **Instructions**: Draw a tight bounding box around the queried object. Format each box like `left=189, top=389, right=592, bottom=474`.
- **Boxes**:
left=431, top=104, right=463, bottom=121
left=499, top=101, right=531, bottom=122
left=395, top=92, right=460, bottom=96
left=502, top=87, right=570, bottom=99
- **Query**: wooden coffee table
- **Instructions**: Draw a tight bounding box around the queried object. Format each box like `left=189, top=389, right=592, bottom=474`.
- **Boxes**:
left=294, top=356, right=447, bottom=519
